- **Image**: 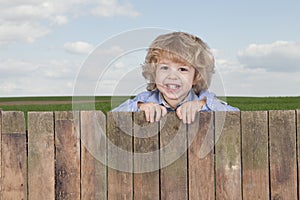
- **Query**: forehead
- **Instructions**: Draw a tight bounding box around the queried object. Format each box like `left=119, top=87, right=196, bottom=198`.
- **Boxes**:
left=158, top=50, right=190, bottom=65
left=158, top=58, right=193, bottom=68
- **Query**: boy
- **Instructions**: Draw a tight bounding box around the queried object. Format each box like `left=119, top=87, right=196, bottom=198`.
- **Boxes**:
left=112, top=31, right=239, bottom=124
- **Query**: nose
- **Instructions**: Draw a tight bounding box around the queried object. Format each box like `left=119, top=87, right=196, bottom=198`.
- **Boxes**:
left=166, top=69, right=179, bottom=80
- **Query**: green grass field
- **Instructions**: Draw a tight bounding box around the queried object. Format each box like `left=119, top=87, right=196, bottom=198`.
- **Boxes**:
left=1, top=96, right=300, bottom=114
left=225, top=96, right=300, bottom=111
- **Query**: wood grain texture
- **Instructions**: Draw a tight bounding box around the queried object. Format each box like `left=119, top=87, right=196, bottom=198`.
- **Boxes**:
left=241, top=111, right=269, bottom=199
left=297, top=110, right=300, bottom=200
left=188, top=112, right=214, bottom=200
left=133, top=111, right=159, bottom=200
left=1, top=111, right=27, bottom=200
left=81, top=111, right=107, bottom=200
left=2, top=111, right=26, bottom=134
left=160, top=112, right=188, bottom=200
left=28, top=112, right=55, bottom=200
left=55, top=111, right=81, bottom=200
left=107, top=112, right=133, bottom=200
left=0, top=110, right=2, bottom=180
left=269, top=110, right=297, bottom=200
left=0, top=109, right=299, bottom=199
left=215, top=111, right=241, bottom=200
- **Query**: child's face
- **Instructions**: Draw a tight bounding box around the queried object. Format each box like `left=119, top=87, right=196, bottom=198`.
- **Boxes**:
left=155, top=59, right=196, bottom=108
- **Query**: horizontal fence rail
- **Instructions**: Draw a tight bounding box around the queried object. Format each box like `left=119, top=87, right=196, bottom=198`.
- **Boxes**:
left=0, top=110, right=299, bottom=200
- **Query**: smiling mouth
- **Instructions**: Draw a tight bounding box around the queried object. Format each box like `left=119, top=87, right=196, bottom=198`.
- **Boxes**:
left=165, top=84, right=181, bottom=90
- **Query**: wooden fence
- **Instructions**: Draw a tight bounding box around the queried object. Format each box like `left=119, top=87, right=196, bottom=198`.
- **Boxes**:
left=0, top=110, right=299, bottom=200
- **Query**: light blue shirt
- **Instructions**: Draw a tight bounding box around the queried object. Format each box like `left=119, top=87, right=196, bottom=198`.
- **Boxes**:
left=111, top=90, right=239, bottom=112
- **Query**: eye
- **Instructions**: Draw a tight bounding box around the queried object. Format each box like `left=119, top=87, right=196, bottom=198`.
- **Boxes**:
left=159, top=65, right=169, bottom=70
left=178, top=67, right=189, bottom=72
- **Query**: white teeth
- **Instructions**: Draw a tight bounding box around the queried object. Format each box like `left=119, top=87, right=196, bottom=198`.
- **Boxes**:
left=166, top=84, right=179, bottom=89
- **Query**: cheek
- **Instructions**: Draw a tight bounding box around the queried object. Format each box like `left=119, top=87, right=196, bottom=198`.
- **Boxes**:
left=188, top=71, right=196, bottom=85
left=155, top=72, right=165, bottom=83
left=184, top=73, right=195, bottom=82
left=154, top=74, right=160, bottom=83
left=187, top=79, right=195, bottom=87
left=183, top=75, right=195, bottom=88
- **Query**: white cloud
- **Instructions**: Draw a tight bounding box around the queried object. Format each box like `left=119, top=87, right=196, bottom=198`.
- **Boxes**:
left=213, top=53, right=300, bottom=97
left=0, top=1, right=68, bottom=45
left=0, top=21, right=50, bottom=45
left=114, top=61, right=125, bottom=69
left=33, top=60, right=78, bottom=79
left=0, top=59, right=39, bottom=76
left=1, top=3, right=54, bottom=20
left=237, top=41, right=300, bottom=72
left=91, top=45, right=124, bottom=58
left=0, top=58, right=80, bottom=96
left=53, top=15, right=69, bottom=25
left=0, top=81, right=18, bottom=96
left=64, top=41, right=94, bottom=54
left=0, top=0, right=140, bottom=46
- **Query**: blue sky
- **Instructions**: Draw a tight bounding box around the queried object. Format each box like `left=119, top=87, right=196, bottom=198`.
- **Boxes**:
left=1, top=0, right=300, bottom=97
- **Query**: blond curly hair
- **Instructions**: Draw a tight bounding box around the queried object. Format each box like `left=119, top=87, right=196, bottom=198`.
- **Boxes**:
left=142, top=31, right=215, bottom=95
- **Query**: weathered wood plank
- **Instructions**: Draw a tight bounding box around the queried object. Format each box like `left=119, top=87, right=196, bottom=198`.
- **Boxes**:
left=2, top=111, right=26, bottom=134
left=269, top=110, right=297, bottom=199
left=81, top=111, right=107, bottom=200
left=241, top=111, right=269, bottom=199
left=55, top=111, right=80, bottom=200
left=297, top=110, right=300, bottom=199
left=133, top=111, right=159, bottom=200
left=0, top=109, right=297, bottom=200
left=28, top=112, right=55, bottom=200
left=215, top=111, right=241, bottom=200
left=160, top=112, right=188, bottom=200
left=188, top=112, right=214, bottom=200
left=1, top=111, right=27, bottom=200
left=0, top=110, right=2, bottom=181
left=107, top=112, right=133, bottom=200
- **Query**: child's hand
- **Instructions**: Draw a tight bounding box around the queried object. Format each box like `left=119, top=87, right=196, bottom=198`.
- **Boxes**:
left=138, top=102, right=167, bottom=123
left=176, top=100, right=206, bottom=124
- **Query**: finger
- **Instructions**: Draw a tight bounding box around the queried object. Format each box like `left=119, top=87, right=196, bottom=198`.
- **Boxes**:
left=184, top=103, right=193, bottom=124
left=155, top=106, right=162, bottom=122
left=176, top=106, right=182, bottom=119
left=189, top=105, right=199, bottom=124
left=149, top=106, right=156, bottom=123
left=192, top=105, right=200, bottom=123
left=144, top=108, right=150, bottom=122
left=191, top=108, right=196, bottom=123
left=139, top=104, right=150, bottom=122
left=182, top=106, right=188, bottom=124
left=187, top=104, right=194, bottom=124
left=161, top=106, right=167, bottom=117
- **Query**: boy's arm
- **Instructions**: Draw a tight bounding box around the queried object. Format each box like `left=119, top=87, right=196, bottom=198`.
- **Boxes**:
left=111, top=91, right=153, bottom=112
left=110, top=98, right=139, bottom=112
left=199, top=91, right=239, bottom=111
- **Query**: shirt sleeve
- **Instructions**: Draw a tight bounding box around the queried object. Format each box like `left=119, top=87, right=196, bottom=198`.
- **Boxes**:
left=199, top=91, right=239, bottom=111
left=110, top=91, right=152, bottom=112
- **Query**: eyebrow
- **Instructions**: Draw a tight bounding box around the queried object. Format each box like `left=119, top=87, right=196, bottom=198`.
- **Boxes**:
left=158, top=62, right=190, bottom=66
